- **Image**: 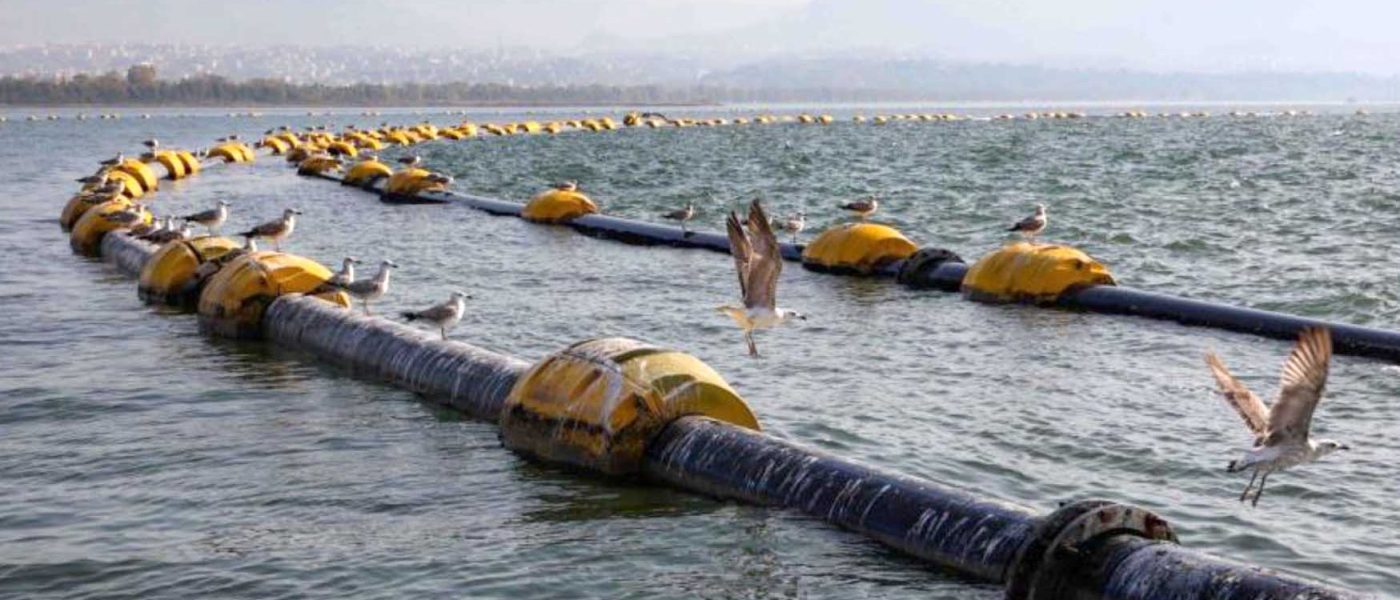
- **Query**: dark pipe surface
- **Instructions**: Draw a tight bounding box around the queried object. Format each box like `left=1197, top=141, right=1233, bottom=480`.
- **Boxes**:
left=1070, top=536, right=1366, bottom=600
left=1062, top=285, right=1400, bottom=362
left=263, top=295, right=528, bottom=420
left=643, top=416, right=1038, bottom=583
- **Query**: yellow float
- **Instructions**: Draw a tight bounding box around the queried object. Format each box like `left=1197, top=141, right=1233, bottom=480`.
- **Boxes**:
left=343, top=159, right=393, bottom=187
left=499, top=337, right=759, bottom=476
left=521, top=188, right=599, bottom=223
left=197, top=252, right=350, bottom=338
left=69, top=199, right=151, bottom=256
left=960, top=242, right=1116, bottom=304
left=801, top=223, right=918, bottom=274
left=138, top=236, right=243, bottom=307
left=115, top=159, right=159, bottom=194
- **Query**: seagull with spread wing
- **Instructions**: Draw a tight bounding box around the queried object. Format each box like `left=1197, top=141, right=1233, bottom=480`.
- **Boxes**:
left=1205, top=327, right=1350, bottom=507
left=719, top=199, right=805, bottom=357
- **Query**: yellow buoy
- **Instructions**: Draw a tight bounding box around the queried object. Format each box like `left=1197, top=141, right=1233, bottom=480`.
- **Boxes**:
left=801, top=223, right=918, bottom=274
left=296, top=155, right=342, bottom=176
left=519, top=121, right=543, bottom=134
left=59, top=192, right=118, bottom=231
left=499, top=337, right=759, bottom=476
left=325, top=140, right=357, bottom=158
left=258, top=137, right=291, bottom=155
left=176, top=150, right=202, bottom=177
left=521, top=188, right=599, bottom=223
left=384, top=168, right=448, bottom=196
left=138, top=236, right=243, bottom=308
left=209, top=143, right=255, bottom=163
left=104, top=170, right=145, bottom=200
left=116, top=159, right=159, bottom=194
left=69, top=199, right=150, bottom=256
left=197, top=252, right=349, bottom=338
left=151, top=150, right=188, bottom=180
left=960, top=242, right=1115, bottom=304
left=343, top=160, right=394, bottom=187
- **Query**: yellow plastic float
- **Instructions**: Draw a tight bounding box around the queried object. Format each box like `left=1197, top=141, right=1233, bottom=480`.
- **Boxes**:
left=343, top=159, right=393, bottom=187
left=499, top=337, right=759, bottom=476
left=960, top=242, right=1116, bottom=304
left=138, top=236, right=243, bottom=307
left=197, top=252, right=350, bottom=338
left=521, top=188, right=599, bottom=223
left=296, top=155, right=342, bottom=176
left=325, top=140, right=358, bottom=158
left=258, top=137, right=291, bottom=154
left=115, top=159, right=159, bottom=194
left=208, top=143, right=255, bottom=163
left=801, top=223, right=919, bottom=274
left=384, top=168, right=448, bottom=196
left=69, top=199, right=151, bottom=256
left=149, top=150, right=199, bottom=180
left=519, top=121, right=542, bottom=134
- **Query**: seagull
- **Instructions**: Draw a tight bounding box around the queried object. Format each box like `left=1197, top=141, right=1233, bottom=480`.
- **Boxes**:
left=136, top=216, right=174, bottom=240
left=100, top=153, right=124, bottom=167
left=92, top=178, right=127, bottom=199
left=143, top=221, right=194, bottom=244
left=425, top=172, right=454, bottom=186
left=242, top=236, right=259, bottom=252
left=181, top=200, right=230, bottom=235
left=397, top=155, right=422, bottom=168
left=1008, top=204, right=1048, bottom=240
left=76, top=173, right=109, bottom=187
left=327, top=256, right=361, bottom=289
left=344, top=259, right=398, bottom=315
left=840, top=196, right=879, bottom=221
left=661, top=202, right=696, bottom=233
left=237, top=208, right=301, bottom=251
left=551, top=180, right=578, bottom=192
left=102, top=203, right=149, bottom=227
left=402, top=290, right=471, bottom=340
left=142, top=138, right=159, bottom=151
left=1206, top=327, right=1349, bottom=507
left=359, top=154, right=380, bottom=163
left=718, top=199, right=806, bottom=357
left=773, top=211, right=806, bottom=244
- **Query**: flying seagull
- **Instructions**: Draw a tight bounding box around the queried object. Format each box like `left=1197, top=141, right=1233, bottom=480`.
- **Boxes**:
left=1206, top=327, right=1349, bottom=507
left=237, top=208, right=301, bottom=251
left=402, top=290, right=471, bottom=340
left=181, top=200, right=230, bottom=235
left=327, top=256, right=360, bottom=289
left=718, top=199, right=805, bottom=357
left=839, top=196, right=879, bottom=221
left=1008, top=204, right=1048, bottom=239
left=344, top=259, right=398, bottom=315
left=661, top=202, right=696, bottom=233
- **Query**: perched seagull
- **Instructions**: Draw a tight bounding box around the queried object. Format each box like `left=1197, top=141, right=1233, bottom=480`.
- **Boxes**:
left=344, top=259, right=398, bottom=316
left=327, top=256, right=361, bottom=289
left=661, top=202, right=696, bottom=233
left=551, top=180, right=578, bottom=192
left=773, top=211, right=806, bottom=244
left=100, top=153, right=124, bottom=167
left=840, top=196, right=879, bottom=221
left=92, top=178, right=127, bottom=199
left=402, top=290, right=471, bottom=340
left=142, top=138, right=159, bottom=151
left=1008, top=204, right=1048, bottom=240
left=181, top=200, right=230, bottom=235
left=359, top=154, right=380, bottom=164
left=237, top=208, right=301, bottom=251
left=242, top=236, right=259, bottom=252
left=103, top=203, right=149, bottom=227
left=143, top=221, right=194, bottom=244
left=1206, top=327, right=1349, bottom=507
left=397, top=155, right=422, bottom=168
left=76, top=173, right=109, bottom=188
left=425, top=172, right=454, bottom=186
left=718, top=199, right=806, bottom=357
left=136, top=216, right=174, bottom=240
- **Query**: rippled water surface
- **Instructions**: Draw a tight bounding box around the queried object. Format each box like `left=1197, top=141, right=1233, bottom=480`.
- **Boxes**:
left=3, top=106, right=1400, bottom=598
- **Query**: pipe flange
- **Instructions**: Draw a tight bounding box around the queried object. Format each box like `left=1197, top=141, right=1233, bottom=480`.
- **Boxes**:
left=1005, top=499, right=1176, bottom=600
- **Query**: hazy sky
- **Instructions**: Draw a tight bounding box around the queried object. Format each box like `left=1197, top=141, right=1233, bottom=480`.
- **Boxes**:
left=2, top=0, right=1395, bottom=74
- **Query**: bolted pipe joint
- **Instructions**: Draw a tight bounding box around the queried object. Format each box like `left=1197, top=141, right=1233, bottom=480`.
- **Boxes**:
left=1005, top=499, right=1176, bottom=600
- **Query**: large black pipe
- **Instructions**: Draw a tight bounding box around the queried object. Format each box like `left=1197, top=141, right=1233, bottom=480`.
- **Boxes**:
left=305, top=172, right=1400, bottom=362
left=1061, top=285, right=1400, bottom=362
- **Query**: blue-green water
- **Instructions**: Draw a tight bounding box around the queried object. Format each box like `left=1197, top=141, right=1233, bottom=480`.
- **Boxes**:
left=2, top=105, right=1398, bottom=598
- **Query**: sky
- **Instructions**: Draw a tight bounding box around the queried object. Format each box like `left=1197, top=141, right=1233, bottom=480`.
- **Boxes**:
left=1, top=0, right=1396, bottom=75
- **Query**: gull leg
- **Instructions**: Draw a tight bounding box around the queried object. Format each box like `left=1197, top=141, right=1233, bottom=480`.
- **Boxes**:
left=1238, top=469, right=1259, bottom=502
left=746, top=331, right=758, bottom=357
left=440, top=326, right=447, bottom=341
left=1251, top=471, right=1271, bottom=507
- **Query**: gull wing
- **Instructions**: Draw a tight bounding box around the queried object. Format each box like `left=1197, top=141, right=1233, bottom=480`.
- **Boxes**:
left=725, top=210, right=751, bottom=302
left=744, top=199, right=782, bottom=310
left=1266, top=327, right=1332, bottom=446
left=411, top=300, right=458, bottom=322
left=1205, top=351, right=1269, bottom=438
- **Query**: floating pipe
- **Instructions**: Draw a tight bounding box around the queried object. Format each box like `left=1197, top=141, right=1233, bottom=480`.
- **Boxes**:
left=99, top=232, right=159, bottom=277
left=262, top=294, right=527, bottom=420
left=1060, top=285, right=1400, bottom=362
left=301, top=174, right=1400, bottom=362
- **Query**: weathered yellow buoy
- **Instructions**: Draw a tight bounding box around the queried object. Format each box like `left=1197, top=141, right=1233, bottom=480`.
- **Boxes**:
left=69, top=199, right=150, bottom=256
left=209, top=143, right=255, bottom=163
left=960, top=242, right=1115, bottom=304
left=343, top=160, right=393, bottom=187
left=138, top=236, right=243, bottom=308
left=801, top=223, right=919, bottom=274
left=296, top=155, right=342, bottom=176
left=521, top=188, right=599, bottom=223
left=384, top=168, right=448, bottom=196
left=197, top=252, right=349, bottom=338
left=499, top=337, right=759, bottom=476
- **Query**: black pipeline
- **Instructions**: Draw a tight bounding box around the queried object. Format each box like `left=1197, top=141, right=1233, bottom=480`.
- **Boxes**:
left=329, top=173, right=1400, bottom=362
